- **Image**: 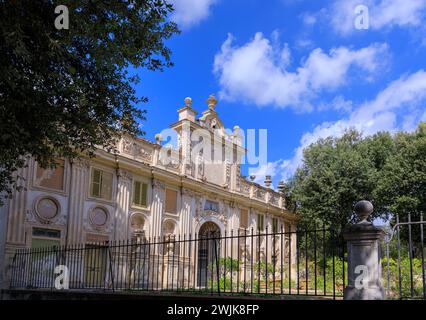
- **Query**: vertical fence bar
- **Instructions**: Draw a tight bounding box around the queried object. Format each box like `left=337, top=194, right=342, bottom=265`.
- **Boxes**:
left=251, top=228, right=254, bottom=294
left=408, top=213, right=414, bottom=298
left=332, top=227, right=336, bottom=300
left=341, top=231, right=345, bottom=293
left=396, top=214, right=402, bottom=299
left=230, top=230, right=234, bottom=294
left=420, top=213, right=425, bottom=300
left=280, top=225, right=283, bottom=295
left=305, top=228, right=308, bottom=295
left=323, top=224, right=326, bottom=295
left=289, top=226, right=292, bottom=295
left=223, top=230, right=227, bottom=293
left=296, top=227, right=300, bottom=295
left=314, top=224, right=317, bottom=295
left=272, top=230, right=276, bottom=294
left=257, top=230, right=260, bottom=294
left=244, top=229, right=247, bottom=293
left=237, top=229, right=240, bottom=292
left=265, top=227, right=269, bottom=294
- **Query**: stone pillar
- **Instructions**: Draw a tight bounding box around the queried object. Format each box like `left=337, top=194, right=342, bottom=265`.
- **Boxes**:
left=114, top=169, right=132, bottom=241
left=150, top=179, right=165, bottom=240
left=343, top=200, right=385, bottom=300
left=6, top=164, right=31, bottom=245
left=0, top=192, right=10, bottom=289
left=3, top=163, right=31, bottom=289
left=67, top=159, right=90, bottom=244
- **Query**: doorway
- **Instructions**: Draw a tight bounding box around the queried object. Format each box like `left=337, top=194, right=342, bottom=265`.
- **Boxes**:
left=197, top=221, right=220, bottom=288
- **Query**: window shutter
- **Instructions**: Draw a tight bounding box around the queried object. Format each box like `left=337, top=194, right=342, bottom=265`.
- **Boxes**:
left=240, top=209, right=248, bottom=229
left=258, top=214, right=264, bottom=232
left=141, top=183, right=147, bottom=207
left=36, top=159, right=65, bottom=190
left=91, top=169, right=101, bottom=197
left=272, top=218, right=278, bottom=233
left=165, top=189, right=177, bottom=214
left=133, top=181, right=141, bottom=205
left=101, top=171, right=113, bottom=200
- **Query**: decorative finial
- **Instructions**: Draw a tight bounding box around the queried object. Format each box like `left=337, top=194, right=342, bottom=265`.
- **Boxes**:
left=354, top=200, right=373, bottom=223
left=278, top=181, right=285, bottom=194
left=233, top=125, right=240, bottom=135
left=249, top=175, right=256, bottom=182
left=264, top=175, right=272, bottom=188
left=184, top=97, right=192, bottom=108
left=154, top=133, right=163, bottom=144
left=206, top=94, right=218, bottom=110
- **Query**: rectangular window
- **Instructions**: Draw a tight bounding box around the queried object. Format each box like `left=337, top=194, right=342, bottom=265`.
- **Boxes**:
left=35, top=159, right=65, bottom=191
left=133, top=180, right=148, bottom=207
left=272, top=218, right=278, bottom=233
left=90, top=168, right=113, bottom=200
left=165, top=189, right=178, bottom=214
left=204, top=200, right=219, bottom=212
left=32, top=228, right=61, bottom=249
left=240, top=209, right=248, bottom=229
left=32, top=228, right=61, bottom=239
left=257, top=214, right=264, bottom=232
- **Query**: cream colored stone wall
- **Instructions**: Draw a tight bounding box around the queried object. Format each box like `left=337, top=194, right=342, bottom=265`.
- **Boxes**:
left=0, top=96, right=298, bottom=289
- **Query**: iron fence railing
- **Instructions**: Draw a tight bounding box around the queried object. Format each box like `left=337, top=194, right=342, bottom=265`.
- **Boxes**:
left=9, top=227, right=345, bottom=298
left=383, top=213, right=426, bottom=300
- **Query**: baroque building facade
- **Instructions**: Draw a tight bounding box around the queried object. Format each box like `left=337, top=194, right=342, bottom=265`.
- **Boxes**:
left=0, top=95, right=298, bottom=289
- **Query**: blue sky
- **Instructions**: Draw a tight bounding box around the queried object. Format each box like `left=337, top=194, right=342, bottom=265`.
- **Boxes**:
left=133, top=0, right=426, bottom=189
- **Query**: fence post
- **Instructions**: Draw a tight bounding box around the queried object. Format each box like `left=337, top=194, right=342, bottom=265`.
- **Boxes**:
left=343, top=200, right=385, bottom=300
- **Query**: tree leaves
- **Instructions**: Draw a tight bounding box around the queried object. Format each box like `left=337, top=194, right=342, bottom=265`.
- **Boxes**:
left=0, top=0, right=179, bottom=205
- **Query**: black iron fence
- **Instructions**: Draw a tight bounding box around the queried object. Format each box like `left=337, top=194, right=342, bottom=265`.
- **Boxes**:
left=9, top=227, right=345, bottom=299
left=383, top=213, right=426, bottom=300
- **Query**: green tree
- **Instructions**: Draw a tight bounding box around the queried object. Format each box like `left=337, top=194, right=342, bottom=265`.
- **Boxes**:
left=374, top=122, right=426, bottom=221
left=290, top=129, right=394, bottom=229
left=0, top=0, right=179, bottom=204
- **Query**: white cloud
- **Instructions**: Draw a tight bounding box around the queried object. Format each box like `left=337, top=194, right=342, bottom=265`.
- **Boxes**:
left=281, top=70, right=426, bottom=180
left=329, top=0, right=426, bottom=35
left=213, top=32, right=388, bottom=111
left=318, top=96, right=353, bottom=113
left=170, top=0, right=216, bottom=29
left=248, top=160, right=284, bottom=185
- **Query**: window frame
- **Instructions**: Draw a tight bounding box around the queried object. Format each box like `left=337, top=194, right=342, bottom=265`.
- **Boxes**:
left=32, top=159, right=67, bottom=194
left=89, top=167, right=114, bottom=201
left=257, top=214, right=265, bottom=232
left=165, top=188, right=178, bottom=214
left=240, top=208, right=249, bottom=229
left=132, top=180, right=148, bottom=208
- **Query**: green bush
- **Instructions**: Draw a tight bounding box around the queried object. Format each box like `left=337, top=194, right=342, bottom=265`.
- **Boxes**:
left=382, top=256, right=424, bottom=299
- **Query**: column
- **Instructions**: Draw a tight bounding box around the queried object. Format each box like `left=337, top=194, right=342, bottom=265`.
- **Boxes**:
left=114, top=169, right=132, bottom=241
left=6, top=163, right=31, bottom=245
left=0, top=191, right=10, bottom=289
left=149, top=179, right=165, bottom=240
left=343, top=200, right=385, bottom=300
left=66, top=159, right=90, bottom=244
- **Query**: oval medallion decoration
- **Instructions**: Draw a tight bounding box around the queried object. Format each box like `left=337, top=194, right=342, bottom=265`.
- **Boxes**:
left=36, top=197, right=59, bottom=222
left=90, top=207, right=108, bottom=227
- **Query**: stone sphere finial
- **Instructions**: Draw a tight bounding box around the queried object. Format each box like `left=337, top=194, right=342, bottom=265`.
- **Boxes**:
left=264, top=175, right=272, bottom=188
left=278, top=181, right=285, bottom=194
left=206, top=94, right=218, bottom=110
left=154, top=133, right=163, bottom=144
left=354, top=200, right=373, bottom=223
left=184, top=97, right=192, bottom=107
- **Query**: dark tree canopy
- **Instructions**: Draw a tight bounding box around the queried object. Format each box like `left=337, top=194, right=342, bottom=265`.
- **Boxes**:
left=374, top=123, right=426, bottom=220
left=0, top=0, right=179, bottom=204
left=289, top=129, right=395, bottom=229
left=289, top=123, right=425, bottom=229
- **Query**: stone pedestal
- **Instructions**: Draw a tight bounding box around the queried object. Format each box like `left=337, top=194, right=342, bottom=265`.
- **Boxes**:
left=343, top=201, right=385, bottom=300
